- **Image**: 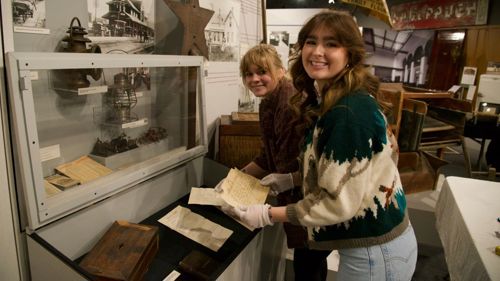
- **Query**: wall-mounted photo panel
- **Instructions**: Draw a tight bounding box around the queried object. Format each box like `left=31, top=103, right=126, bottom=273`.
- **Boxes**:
left=269, top=31, right=290, bottom=70
left=13, top=0, right=49, bottom=34
left=87, top=0, right=155, bottom=54
left=202, top=0, right=240, bottom=62
left=362, top=27, right=434, bottom=87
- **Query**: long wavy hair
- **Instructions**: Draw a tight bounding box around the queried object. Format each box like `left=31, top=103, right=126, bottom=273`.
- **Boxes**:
left=289, top=10, right=380, bottom=128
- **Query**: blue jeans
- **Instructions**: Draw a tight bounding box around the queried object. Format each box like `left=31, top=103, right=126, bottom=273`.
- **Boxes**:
left=337, top=225, right=418, bottom=281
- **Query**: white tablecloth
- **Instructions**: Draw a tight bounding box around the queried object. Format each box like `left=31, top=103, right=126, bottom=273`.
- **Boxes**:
left=435, top=176, right=500, bottom=281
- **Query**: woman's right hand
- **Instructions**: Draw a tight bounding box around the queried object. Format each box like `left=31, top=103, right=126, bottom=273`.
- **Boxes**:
left=260, top=173, right=294, bottom=195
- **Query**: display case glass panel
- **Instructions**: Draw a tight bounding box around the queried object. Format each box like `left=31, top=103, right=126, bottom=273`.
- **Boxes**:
left=6, top=52, right=207, bottom=230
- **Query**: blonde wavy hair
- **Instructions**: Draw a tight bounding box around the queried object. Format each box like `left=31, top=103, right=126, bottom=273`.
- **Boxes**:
left=240, top=44, right=286, bottom=84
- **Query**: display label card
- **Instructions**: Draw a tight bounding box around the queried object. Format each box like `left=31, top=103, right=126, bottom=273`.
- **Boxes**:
left=30, top=71, right=39, bottom=80
left=135, top=91, right=143, bottom=97
left=461, top=66, right=477, bottom=85
left=122, top=118, right=148, bottom=129
left=448, top=85, right=461, bottom=94
left=78, top=85, right=108, bottom=96
left=40, top=144, right=60, bottom=162
left=14, top=26, right=50, bottom=34
left=466, top=85, right=476, bottom=100
left=163, top=270, right=180, bottom=281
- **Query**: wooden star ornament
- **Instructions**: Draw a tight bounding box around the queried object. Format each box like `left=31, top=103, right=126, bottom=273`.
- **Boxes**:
left=163, top=0, right=214, bottom=59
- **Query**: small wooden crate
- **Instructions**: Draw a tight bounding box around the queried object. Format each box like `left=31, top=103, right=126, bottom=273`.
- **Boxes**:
left=218, top=114, right=261, bottom=169
left=79, top=220, right=159, bottom=281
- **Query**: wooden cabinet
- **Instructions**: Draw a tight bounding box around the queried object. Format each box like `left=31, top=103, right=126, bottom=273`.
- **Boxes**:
left=218, top=114, right=261, bottom=169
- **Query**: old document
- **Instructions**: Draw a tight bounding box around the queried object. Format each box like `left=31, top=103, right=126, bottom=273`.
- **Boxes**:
left=220, top=168, right=270, bottom=207
left=158, top=206, right=233, bottom=251
left=188, top=187, right=225, bottom=206
left=55, top=156, right=112, bottom=184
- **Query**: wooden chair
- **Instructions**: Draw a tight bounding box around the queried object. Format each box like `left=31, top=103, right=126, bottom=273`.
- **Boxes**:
left=398, top=98, right=427, bottom=152
left=397, top=99, right=448, bottom=194
left=419, top=98, right=472, bottom=177
left=378, top=88, right=404, bottom=139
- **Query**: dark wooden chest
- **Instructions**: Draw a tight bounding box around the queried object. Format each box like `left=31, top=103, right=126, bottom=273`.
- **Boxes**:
left=79, top=220, right=159, bottom=281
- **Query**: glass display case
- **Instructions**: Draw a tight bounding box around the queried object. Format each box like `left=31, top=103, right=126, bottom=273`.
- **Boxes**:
left=6, top=52, right=207, bottom=230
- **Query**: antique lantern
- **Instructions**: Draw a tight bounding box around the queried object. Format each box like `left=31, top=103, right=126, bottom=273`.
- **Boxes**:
left=53, top=17, right=102, bottom=91
left=106, top=70, right=138, bottom=123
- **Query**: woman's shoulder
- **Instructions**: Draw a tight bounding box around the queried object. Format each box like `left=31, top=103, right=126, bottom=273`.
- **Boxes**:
left=328, top=90, right=378, bottom=116
left=338, top=89, right=378, bottom=108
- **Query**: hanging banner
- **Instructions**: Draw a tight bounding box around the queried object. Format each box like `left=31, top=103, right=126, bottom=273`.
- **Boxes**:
left=390, top=0, right=489, bottom=30
left=341, top=0, right=393, bottom=27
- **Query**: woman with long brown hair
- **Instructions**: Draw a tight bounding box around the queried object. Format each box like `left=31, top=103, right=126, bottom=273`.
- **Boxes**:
left=224, top=10, right=418, bottom=280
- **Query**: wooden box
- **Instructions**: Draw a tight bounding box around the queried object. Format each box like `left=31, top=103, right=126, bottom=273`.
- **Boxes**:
left=218, top=114, right=261, bottom=169
left=79, top=220, right=159, bottom=281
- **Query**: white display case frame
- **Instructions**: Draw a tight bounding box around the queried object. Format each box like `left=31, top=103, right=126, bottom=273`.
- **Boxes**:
left=6, top=52, right=208, bottom=231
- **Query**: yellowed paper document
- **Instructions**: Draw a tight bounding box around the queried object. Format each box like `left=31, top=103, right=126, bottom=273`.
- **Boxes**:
left=188, top=187, right=225, bottom=206
left=220, top=168, right=269, bottom=207
left=43, top=180, right=62, bottom=197
left=158, top=205, right=233, bottom=251
left=55, top=156, right=112, bottom=183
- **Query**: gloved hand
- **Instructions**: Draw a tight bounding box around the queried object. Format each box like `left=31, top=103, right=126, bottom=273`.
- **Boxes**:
left=214, top=178, right=225, bottom=193
left=221, top=204, right=273, bottom=228
left=260, top=173, right=294, bottom=196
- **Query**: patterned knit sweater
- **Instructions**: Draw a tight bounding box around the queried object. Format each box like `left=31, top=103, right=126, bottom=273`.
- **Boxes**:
left=286, top=90, right=409, bottom=250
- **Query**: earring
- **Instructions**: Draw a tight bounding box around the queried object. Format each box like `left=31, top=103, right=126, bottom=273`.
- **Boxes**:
left=345, top=63, right=350, bottom=69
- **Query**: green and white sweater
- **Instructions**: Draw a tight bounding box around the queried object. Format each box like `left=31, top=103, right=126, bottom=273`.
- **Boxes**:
left=286, top=90, right=409, bottom=250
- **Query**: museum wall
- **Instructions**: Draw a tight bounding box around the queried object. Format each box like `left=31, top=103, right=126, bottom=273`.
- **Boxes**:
left=1, top=1, right=264, bottom=280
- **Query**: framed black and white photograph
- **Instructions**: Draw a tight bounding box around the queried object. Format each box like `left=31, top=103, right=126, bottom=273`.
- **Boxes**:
left=202, top=0, right=240, bottom=62
left=269, top=31, right=290, bottom=70
left=362, top=27, right=434, bottom=87
left=87, top=0, right=155, bottom=54
left=12, top=0, right=49, bottom=34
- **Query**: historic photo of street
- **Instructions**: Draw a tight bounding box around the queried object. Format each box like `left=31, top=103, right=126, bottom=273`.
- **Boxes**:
left=87, top=0, right=155, bottom=54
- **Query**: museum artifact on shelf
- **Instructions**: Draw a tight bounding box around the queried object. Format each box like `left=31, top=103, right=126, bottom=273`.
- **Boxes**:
left=53, top=17, right=102, bottom=92
left=106, top=69, right=139, bottom=124
left=79, top=220, right=159, bottom=281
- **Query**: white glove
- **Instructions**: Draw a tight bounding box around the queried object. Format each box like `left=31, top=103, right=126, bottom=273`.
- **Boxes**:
left=233, top=204, right=273, bottom=228
left=214, top=178, right=225, bottom=193
left=260, top=173, right=294, bottom=195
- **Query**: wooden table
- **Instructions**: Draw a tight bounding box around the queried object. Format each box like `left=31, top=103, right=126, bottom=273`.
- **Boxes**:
left=380, top=83, right=453, bottom=99
left=403, top=91, right=452, bottom=99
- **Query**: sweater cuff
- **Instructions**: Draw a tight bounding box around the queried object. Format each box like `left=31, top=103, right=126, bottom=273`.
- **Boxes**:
left=286, top=204, right=301, bottom=225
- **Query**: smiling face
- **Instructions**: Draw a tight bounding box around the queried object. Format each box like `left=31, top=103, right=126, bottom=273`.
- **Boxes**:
left=240, top=44, right=285, bottom=98
left=243, top=64, right=281, bottom=97
left=301, top=24, right=349, bottom=90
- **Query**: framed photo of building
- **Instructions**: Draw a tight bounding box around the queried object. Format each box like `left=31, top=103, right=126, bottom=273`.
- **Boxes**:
left=202, top=0, right=240, bottom=62
left=87, top=0, right=155, bottom=54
